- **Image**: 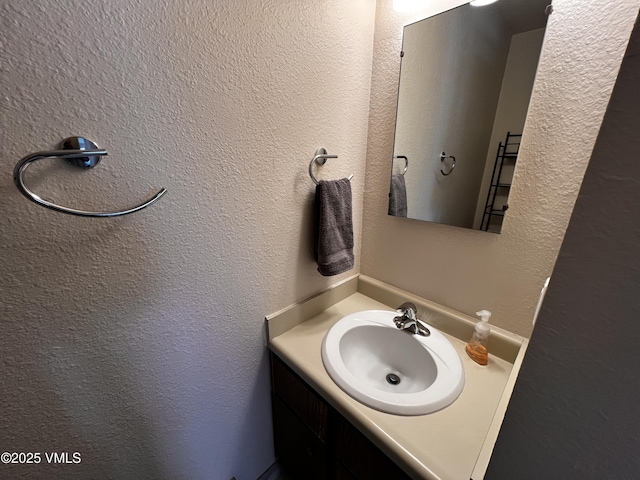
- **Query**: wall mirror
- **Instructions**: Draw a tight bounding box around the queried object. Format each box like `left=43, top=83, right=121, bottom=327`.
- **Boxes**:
left=388, top=0, right=549, bottom=233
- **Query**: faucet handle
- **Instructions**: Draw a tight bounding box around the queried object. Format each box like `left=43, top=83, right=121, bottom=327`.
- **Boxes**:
left=396, top=302, right=417, bottom=319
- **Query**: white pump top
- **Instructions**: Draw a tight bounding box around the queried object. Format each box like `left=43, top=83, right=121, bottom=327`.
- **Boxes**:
left=474, top=310, right=492, bottom=337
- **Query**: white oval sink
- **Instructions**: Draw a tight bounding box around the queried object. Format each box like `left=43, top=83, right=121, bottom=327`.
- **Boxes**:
left=321, top=310, right=465, bottom=415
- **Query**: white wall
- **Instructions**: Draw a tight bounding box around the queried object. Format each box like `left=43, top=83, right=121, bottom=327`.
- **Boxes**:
left=393, top=4, right=511, bottom=227
left=473, top=28, right=546, bottom=230
left=0, top=1, right=375, bottom=478
left=362, top=0, right=640, bottom=338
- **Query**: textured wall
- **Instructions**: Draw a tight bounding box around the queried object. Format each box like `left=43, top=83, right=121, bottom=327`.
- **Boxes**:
left=0, top=1, right=375, bottom=479
left=362, top=0, right=640, bottom=338
left=488, top=16, right=640, bottom=476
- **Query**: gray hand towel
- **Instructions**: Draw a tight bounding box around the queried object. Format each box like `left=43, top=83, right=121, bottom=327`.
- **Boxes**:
left=388, top=174, right=407, bottom=217
left=315, top=179, right=354, bottom=276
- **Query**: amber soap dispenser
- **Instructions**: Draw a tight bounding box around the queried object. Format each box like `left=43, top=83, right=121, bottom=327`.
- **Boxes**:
left=465, top=310, right=491, bottom=365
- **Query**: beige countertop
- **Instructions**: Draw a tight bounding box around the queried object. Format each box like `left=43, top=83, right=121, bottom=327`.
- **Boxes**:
left=266, top=275, right=527, bottom=480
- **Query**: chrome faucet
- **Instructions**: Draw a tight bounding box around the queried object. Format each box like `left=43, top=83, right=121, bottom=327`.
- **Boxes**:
left=394, top=302, right=431, bottom=337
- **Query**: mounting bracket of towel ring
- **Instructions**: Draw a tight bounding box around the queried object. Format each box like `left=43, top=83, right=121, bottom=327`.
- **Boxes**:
left=309, top=147, right=354, bottom=185
left=440, top=152, right=456, bottom=176
left=13, top=136, right=167, bottom=217
left=394, top=155, right=408, bottom=175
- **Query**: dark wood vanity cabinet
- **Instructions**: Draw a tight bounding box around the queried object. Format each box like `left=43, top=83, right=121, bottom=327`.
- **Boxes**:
left=270, top=353, right=412, bottom=480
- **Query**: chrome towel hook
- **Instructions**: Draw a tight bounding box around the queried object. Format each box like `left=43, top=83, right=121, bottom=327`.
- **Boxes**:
left=440, top=152, right=456, bottom=176
left=13, top=136, right=167, bottom=217
left=309, top=147, right=354, bottom=185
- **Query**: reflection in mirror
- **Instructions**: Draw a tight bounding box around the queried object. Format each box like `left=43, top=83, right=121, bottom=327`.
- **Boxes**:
left=389, top=0, right=549, bottom=233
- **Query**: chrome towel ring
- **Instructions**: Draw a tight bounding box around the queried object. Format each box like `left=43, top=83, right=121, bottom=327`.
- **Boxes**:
left=13, top=136, right=167, bottom=217
left=440, top=152, right=456, bottom=176
left=309, top=147, right=354, bottom=185
left=394, top=155, right=409, bottom=175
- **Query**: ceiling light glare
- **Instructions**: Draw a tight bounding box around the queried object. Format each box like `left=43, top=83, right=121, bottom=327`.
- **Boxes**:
left=470, top=0, right=499, bottom=6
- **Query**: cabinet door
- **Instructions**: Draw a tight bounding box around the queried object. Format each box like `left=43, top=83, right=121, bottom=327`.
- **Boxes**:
left=271, top=352, right=412, bottom=480
left=271, top=353, right=328, bottom=441
left=333, top=414, right=411, bottom=480
left=335, top=462, right=357, bottom=480
left=272, top=395, right=328, bottom=480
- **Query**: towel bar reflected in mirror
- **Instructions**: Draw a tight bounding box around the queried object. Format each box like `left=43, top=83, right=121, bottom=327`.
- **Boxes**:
left=440, top=152, right=456, bottom=176
left=13, top=136, right=167, bottom=217
left=394, top=155, right=408, bottom=175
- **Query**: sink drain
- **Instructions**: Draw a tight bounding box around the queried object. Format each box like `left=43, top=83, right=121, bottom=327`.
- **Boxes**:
left=386, top=373, right=401, bottom=385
